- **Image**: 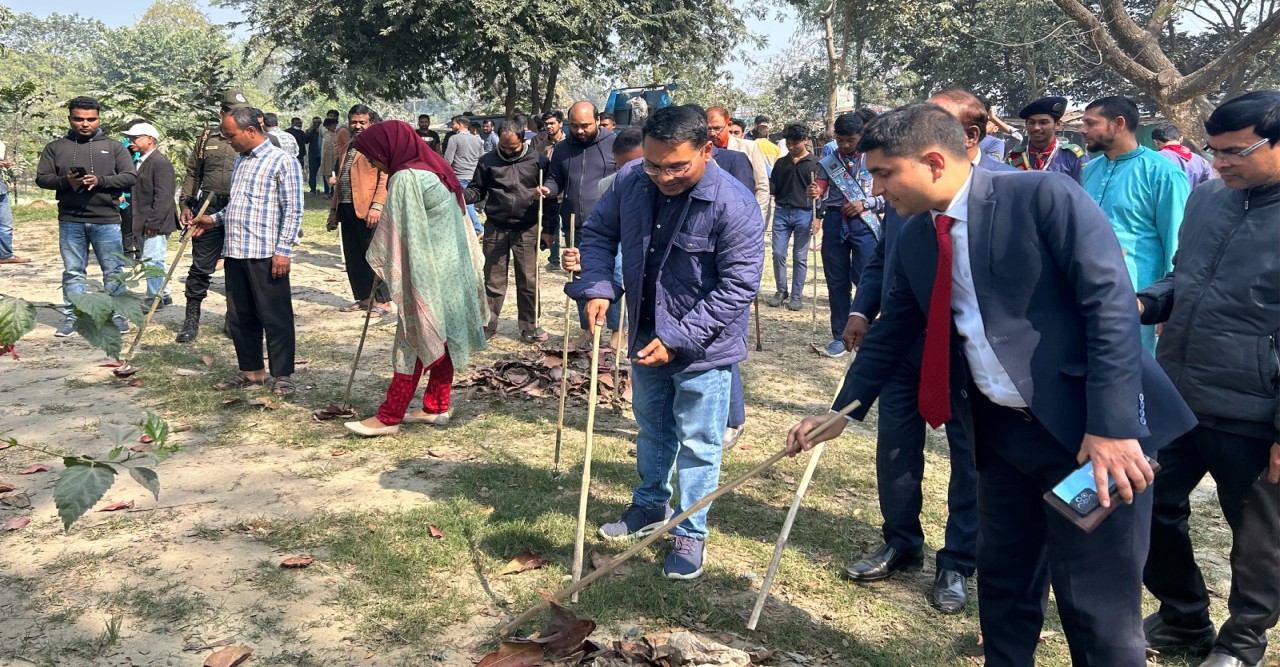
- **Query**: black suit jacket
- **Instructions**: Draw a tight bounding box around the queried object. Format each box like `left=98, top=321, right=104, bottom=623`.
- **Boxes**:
left=833, top=167, right=1195, bottom=456
left=132, top=151, right=179, bottom=238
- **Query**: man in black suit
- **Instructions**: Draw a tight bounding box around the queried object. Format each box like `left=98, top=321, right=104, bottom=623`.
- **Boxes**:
left=786, top=103, right=1196, bottom=665
left=122, top=123, right=179, bottom=308
left=835, top=89, right=1022, bottom=615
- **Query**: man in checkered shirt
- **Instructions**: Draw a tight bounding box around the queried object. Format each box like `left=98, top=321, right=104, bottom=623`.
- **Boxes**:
left=191, top=107, right=305, bottom=397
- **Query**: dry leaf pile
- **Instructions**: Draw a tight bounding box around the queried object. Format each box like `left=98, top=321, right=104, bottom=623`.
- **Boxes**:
left=454, top=348, right=631, bottom=405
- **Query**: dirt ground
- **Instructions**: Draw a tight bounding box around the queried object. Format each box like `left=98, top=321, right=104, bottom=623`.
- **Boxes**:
left=0, top=200, right=1265, bottom=667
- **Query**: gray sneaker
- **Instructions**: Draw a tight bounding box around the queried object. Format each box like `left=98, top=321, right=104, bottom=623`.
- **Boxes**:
left=663, top=535, right=706, bottom=580
left=787, top=297, right=803, bottom=311
left=821, top=339, right=848, bottom=358
left=55, top=318, right=76, bottom=337
left=766, top=291, right=787, bottom=307
left=112, top=314, right=129, bottom=333
left=722, top=425, right=744, bottom=451
left=599, top=503, right=674, bottom=541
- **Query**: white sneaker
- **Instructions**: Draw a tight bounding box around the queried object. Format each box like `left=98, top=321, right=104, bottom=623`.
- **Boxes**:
left=402, top=411, right=450, bottom=425
left=343, top=420, right=400, bottom=437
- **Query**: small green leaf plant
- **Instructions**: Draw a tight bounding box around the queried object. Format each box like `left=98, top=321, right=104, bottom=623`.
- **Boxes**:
left=0, top=255, right=162, bottom=360
left=4, top=412, right=180, bottom=531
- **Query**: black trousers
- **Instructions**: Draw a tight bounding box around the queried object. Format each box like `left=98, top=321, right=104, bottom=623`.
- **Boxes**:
left=120, top=205, right=139, bottom=261
left=223, top=257, right=295, bottom=378
left=482, top=222, right=539, bottom=332
left=1144, top=424, right=1280, bottom=665
left=183, top=219, right=225, bottom=303
left=875, top=338, right=978, bottom=576
left=338, top=203, right=389, bottom=303
left=972, top=390, right=1151, bottom=667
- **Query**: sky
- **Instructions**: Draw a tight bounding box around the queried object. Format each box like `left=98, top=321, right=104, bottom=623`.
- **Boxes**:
left=6, top=0, right=799, bottom=90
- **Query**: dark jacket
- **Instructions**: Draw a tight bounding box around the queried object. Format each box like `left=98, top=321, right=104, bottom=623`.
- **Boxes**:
left=35, top=130, right=137, bottom=223
left=835, top=168, right=1195, bottom=456
left=712, top=147, right=755, bottom=195
left=1139, top=179, right=1280, bottom=440
left=566, top=160, right=764, bottom=374
left=464, top=149, right=552, bottom=234
left=131, top=150, right=179, bottom=237
left=544, top=128, right=617, bottom=233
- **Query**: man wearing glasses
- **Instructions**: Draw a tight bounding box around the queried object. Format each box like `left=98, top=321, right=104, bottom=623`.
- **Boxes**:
left=1137, top=90, right=1280, bottom=667
left=562, top=105, right=763, bottom=580
left=35, top=96, right=138, bottom=337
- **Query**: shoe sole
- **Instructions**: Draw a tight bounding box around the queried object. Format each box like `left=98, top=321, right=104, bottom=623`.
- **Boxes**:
left=599, top=518, right=668, bottom=542
left=927, top=593, right=966, bottom=615
left=402, top=415, right=449, bottom=425
left=664, top=565, right=705, bottom=580
left=55, top=331, right=74, bottom=338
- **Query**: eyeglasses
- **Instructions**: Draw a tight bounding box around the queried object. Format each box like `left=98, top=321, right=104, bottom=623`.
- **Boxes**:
left=642, top=162, right=695, bottom=178
left=1204, top=137, right=1269, bottom=160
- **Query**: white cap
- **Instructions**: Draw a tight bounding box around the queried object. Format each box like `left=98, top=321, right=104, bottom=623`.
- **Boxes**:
left=122, top=123, right=160, bottom=140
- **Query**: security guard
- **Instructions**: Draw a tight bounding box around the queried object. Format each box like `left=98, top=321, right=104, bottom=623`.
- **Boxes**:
left=174, top=89, right=250, bottom=343
left=1006, top=96, right=1090, bottom=183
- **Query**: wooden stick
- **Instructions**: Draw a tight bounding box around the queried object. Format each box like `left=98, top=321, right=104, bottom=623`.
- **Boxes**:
left=753, top=296, right=763, bottom=352
left=536, top=169, right=544, bottom=326
left=809, top=173, right=819, bottom=352
left=341, top=279, right=383, bottom=410
left=571, top=322, right=605, bottom=602
left=747, top=354, right=852, bottom=629
left=613, top=308, right=625, bottom=410
left=553, top=215, right=577, bottom=473
left=120, top=193, right=213, bottom=364
left=496, top=399, right=861, bottom=636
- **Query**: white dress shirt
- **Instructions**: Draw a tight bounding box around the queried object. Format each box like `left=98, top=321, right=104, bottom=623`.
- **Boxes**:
left=932, top=170, right=1027, bottom=408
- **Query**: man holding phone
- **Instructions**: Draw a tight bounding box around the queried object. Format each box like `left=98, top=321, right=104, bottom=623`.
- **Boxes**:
left=785, top=104, right=1196, bottom=665
left=35, top=96, right=138, bottom=337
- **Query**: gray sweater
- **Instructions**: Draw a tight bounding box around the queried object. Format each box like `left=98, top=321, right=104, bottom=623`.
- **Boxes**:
left=444, top=132, right=483, bottom=182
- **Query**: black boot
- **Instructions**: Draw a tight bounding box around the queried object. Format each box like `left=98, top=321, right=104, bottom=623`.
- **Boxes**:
left=175, top=301, right=201, bottom=343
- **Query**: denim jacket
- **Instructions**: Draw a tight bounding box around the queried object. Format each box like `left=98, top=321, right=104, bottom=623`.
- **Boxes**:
left=565, top=160, right=764, bottom=374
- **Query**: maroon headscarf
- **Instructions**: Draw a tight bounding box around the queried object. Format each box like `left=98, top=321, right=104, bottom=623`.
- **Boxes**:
left=354, top=120, right=466, bottom=209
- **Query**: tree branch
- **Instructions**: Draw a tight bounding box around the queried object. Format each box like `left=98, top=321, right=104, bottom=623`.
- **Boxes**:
left=1175, top=9, right=1280, bottom=99
left=1097, top=0, right=1178, bottom=72
left=1146, top=0, right=1179, bottom=34
left=1047, top=0, right=1161, bottom=87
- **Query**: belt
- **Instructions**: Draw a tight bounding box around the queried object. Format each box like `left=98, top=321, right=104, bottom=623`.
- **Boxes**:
left=825, top=206, right=844, bottom=214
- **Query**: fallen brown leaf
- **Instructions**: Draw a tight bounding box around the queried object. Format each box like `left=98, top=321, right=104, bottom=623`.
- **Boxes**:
left=201, top=354, right=215, bottom=366
left=2, top=516, right=31, bottom=531
left=429, top=525, right=444, bottom=539
left=1, top=493, right=31, bottom=509
left=99, top=501, right=134, bottom=512
left=98, top=361, right=125, bottom=368
left=131, top=443, right=154, bottom=453
left=139, top=434, right=153, bottom=444
left=222, top=397, right=243, bottom=406
left=174, top=368, right=204, bottom=377
left=312, top=404, right=356, bottom=421
left=203, top=645, right=253, bottom=667
left=280, top=555, right=315, bottom=568
left=474, top=640, right=543, bottom=667
left=0, top=483, right=15, bottom=493
left=248, top=397, right=277, bottom=409
left=0, top=441, right=10, bottom=450
left=589, top=551, right=612, bottom=570
left=127, top=377, right=143, bottom=387
left=18, top=464, right=50, bottom=475
left=498, top=551, right=549, bottom=575
left=330, top=449, right=347, bottom=457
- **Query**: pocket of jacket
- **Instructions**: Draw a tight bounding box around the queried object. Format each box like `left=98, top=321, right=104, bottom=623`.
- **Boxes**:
left=1258, top=334, right=1280, bottom=395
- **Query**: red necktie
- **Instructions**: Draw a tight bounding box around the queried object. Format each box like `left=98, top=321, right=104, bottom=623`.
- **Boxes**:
left=919, top=214, right=955, bottom=428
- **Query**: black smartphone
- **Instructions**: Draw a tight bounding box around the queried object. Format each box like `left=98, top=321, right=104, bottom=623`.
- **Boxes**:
left=69, top=166, right=87, bottom=178
left=1051, top=457, right=1157, bottom=517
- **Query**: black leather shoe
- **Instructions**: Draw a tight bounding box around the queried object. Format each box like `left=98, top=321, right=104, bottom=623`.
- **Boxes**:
left=842, top=544, right=923, bottom=582
left=1198, top=651, right=1255, bottom=667
left=1144, top=613, right=1216, bottom=658
left=928, top=569, right=967, bottom=614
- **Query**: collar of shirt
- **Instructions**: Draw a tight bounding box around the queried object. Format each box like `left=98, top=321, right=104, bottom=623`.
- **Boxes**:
left=930, top=168, right=975, bottom=227
left=241, top=138, right=271, bottom=158
left=969, top=150, right=982, bottom=166
left=137, top=148, right=155, bottom=165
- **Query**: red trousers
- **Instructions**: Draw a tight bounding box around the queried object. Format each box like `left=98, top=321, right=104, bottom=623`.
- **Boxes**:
left=375, top=351, right=453, bottom=425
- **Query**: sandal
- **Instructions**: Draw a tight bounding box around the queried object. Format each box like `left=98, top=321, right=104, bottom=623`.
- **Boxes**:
left=339, top=301, right=368, bottom=313
left=215, top=372, right=262, bottom=390
left=271, top=377, right=297, bottom=397
left=370, top=305, right=390, bottom=317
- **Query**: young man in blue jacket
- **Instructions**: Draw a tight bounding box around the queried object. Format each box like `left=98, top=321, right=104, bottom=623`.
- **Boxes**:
left=563, top=105, right=763, bottom=580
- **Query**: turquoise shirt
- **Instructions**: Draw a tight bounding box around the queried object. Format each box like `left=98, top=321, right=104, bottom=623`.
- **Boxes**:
left=1082, top=145, right=1190, bottom=353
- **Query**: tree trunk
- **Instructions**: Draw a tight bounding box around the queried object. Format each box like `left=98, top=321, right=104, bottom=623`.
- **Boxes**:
left=1152, top=95, right=1215, bottom=151
left=822, top=1, right=838, bottom=132
left=542, top=62, right=560, bottom=113
left=854, top=34, right=864, bottom=109
left=502, top=60, right=520, bottom=117
left=530, top=64, right=542, bottom=116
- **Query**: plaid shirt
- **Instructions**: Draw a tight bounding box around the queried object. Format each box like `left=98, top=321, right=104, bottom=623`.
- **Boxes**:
left=214, top=139, right=304, bottom=259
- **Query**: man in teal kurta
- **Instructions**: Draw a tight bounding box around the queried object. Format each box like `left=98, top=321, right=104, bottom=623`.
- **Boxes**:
left=1080, top=96, right=1190, bottom=353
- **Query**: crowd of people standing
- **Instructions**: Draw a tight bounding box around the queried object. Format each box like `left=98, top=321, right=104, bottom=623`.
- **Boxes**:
left=2, top=84, right=1277, bottom=667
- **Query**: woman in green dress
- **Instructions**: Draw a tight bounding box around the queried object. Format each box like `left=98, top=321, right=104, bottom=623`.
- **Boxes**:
left=344, top=120, right=487, bottom=437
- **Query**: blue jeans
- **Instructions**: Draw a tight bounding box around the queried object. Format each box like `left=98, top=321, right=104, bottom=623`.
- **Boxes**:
left=140, top=233, right=171, bottom=299
left=771, top=206, right=813, bottom=298
left=59, top=221, right=125, bottom=318
left=821, top=209, right=877, bottom=341
left=631, top=358, right=731, bottom=539
left=0, top=192, right=14, bottom=259
left=459, top=179, right=482, bottom=235
left=577, top=249, right=622, bottom=331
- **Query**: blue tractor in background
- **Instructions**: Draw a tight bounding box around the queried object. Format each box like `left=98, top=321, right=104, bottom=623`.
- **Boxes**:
left=603, top=83, right=680, bottom=127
